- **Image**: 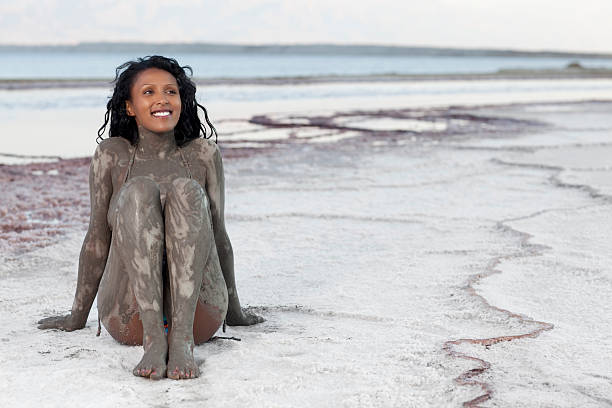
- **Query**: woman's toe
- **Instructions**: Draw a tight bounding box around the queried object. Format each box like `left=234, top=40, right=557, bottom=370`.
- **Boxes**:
left=150, top=369, right=164, bottom=380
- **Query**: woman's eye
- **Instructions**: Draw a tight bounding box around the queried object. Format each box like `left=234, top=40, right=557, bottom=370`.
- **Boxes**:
left=143, top=89, right=153, bottom=95
left=167, top=89, right=177, bottom=95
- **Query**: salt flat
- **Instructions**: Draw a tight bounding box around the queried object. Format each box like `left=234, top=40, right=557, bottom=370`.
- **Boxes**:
left=1, top=98, right=612, bottom=407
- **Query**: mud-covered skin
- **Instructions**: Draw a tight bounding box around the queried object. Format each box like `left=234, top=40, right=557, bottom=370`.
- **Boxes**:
left=110, top=176, right=168, bottom=380
left=38, top=124, right=263, bottom=380
left=164, top=177, right=214, bottom=379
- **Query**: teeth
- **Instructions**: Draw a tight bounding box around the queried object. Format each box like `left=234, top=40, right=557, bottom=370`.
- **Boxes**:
left=152, top=111, right=170, bottom=117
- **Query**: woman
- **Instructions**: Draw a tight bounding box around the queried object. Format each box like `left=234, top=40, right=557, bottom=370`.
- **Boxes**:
left=38, top=56, right=263, bottom=380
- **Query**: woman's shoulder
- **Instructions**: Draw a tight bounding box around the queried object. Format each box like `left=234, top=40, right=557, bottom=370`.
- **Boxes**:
left=89, top=137, right=132, bottom=175
left=183, top=137, right=220, bottom=163
left=95, top=137, right=132, bottom=159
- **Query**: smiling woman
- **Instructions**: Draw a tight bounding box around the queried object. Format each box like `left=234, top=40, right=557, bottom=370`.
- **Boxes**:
left=37, top=56, right=264, bottom=380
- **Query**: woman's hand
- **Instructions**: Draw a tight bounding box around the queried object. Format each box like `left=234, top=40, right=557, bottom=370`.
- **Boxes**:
left=225, top=308, right=265, bottom=326
left=37, top=314, right=85, bottom=332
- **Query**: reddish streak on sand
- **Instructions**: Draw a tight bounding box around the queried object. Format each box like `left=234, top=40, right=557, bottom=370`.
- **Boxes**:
left=0, top=158, right=91, bottom=255
left=245, top=110, right=554, bottom=407
left=443, top=228, right=554, bottom=407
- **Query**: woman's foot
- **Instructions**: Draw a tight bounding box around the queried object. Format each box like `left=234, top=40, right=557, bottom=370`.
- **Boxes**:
left=167, top=332, right=199, bottom=380
left=226, top=307, right=265, bottom=326
left=133, top=338, right=168, bottom=380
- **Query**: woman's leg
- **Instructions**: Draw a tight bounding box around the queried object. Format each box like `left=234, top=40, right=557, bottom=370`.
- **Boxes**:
left=193, top=240, right=228, bottom=345
left=104, top=176, right=167, bottom=379
left=164, top=177, right=218, bottom=379
left=164, top=178, right=228, bottom=345
left=98, top=177, right=228, bottom=379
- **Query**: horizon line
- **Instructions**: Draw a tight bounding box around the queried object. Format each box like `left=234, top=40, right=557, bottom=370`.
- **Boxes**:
left=0, top=41, right=611, bottom=58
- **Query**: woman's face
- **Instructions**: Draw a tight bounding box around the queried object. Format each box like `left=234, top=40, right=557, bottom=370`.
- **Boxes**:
left=126, top=68, right=181, bottom=135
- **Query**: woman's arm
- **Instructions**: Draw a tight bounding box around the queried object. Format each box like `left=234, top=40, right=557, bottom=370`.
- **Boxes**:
left=38, top=144, right=113, bottom=330
left=205, top=143, right=263, bottom=326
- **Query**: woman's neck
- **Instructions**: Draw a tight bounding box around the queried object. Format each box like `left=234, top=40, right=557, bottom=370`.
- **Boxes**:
left=136, top=126, right=177, bottom=159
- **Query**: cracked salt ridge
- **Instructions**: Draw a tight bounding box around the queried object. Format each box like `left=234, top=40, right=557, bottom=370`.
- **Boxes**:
left=447, top=101, right=612, bottom=406
left=2, top=101, right=610, bottom=407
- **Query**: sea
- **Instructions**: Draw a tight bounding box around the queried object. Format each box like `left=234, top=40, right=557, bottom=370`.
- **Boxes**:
left=3, top=51, right=612, bottom=80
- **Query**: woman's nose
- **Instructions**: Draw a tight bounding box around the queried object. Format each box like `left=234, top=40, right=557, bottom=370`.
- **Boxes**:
left=156, top=93, right=169, bottom=105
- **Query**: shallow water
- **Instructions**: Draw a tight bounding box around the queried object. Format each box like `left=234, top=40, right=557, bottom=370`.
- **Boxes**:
left=3, top=51, right=612, bottom=79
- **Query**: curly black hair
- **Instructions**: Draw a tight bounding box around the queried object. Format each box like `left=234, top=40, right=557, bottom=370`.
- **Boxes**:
left=97, top=55, right=216, bottom=146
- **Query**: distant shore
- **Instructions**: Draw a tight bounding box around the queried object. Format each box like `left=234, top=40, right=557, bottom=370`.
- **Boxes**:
left=3, top=67, right=612, bottom=90
left=2, top=42, right=612, bottom=59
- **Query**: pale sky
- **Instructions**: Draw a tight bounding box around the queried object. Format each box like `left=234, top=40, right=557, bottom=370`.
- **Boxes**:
left=1, top=0, right=611, bottom=53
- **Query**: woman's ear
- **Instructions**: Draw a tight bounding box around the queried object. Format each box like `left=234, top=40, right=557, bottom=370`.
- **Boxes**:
left=125, top=100, right=135, bottom=116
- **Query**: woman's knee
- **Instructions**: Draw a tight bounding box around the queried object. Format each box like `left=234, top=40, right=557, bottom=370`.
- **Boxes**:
left=114, top=177, right=162, bottom=231
left=116, top=177, right=161, bottom=215
left=165, top=178, right=212, bottom=239
left=166, top=178, right=205, bottom=205
left=166, top=178, right=210, bottom=218
left=120, top=177, right=161, bottom=202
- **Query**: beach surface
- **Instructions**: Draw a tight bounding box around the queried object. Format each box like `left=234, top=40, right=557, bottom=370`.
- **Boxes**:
left=1, top=82, right=612, bottom=407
